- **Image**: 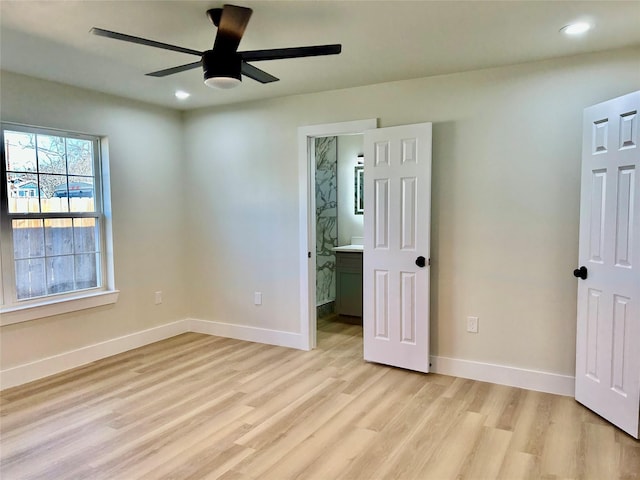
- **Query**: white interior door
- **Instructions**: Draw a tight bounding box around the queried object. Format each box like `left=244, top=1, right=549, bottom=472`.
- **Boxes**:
left=363, top=123, right=432, bottom=373
left=575, top=90, right=640, bottom=439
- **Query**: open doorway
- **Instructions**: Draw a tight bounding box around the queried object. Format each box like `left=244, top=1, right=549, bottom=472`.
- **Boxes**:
left=297, top=119, right=377, bottom=351
left=314, top=134, right=364, bottom=345
left=300, top=120, right=433, bottom=371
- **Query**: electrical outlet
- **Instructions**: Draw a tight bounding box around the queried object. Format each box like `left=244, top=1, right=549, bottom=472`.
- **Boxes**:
left=467, top=316, right=479, bottom=333
left=254, top=292, right=262, bottom=305
left=154, top=291, right=162, bottom=305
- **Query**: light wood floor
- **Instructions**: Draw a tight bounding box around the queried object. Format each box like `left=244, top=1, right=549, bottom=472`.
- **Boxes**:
left=1, top=317, right=638, bottom=480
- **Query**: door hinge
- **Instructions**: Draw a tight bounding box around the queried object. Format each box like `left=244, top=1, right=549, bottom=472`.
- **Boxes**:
left=308, top=251, right=311, bottom=259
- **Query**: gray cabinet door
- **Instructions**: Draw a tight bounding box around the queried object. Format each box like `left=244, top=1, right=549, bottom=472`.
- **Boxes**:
left=335, top=252, right=363, bottom=316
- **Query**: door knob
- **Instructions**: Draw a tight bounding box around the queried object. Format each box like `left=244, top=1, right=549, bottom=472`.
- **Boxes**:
left=415, top=256, right=426, bottom=268
left=573, top=266, right=588, bottom=280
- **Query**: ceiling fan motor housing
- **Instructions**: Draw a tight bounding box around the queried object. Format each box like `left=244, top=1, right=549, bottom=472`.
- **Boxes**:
left=203, top=50, right=242, bottom=87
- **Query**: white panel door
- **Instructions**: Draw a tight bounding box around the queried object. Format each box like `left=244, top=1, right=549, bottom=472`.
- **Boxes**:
left=575, top=90, right=640, bottom=439
left=363, top=123, right=432, bottom=373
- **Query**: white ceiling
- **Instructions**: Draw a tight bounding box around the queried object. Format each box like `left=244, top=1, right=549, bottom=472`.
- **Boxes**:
left=1, top=1, right=639, bottom=111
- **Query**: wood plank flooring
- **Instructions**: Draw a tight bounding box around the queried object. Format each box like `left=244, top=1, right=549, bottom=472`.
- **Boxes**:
left=1, top=316, right=638, bottom=479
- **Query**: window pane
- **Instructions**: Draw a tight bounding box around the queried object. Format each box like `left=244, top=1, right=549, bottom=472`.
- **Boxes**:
left=4, top=130, right=36, bottom=172
left=45, top=218, right=73, bottom=256
left=46, top=255, right=74, bottom=295
left=39, top=174, right=69, bottom=212
left=15, top=258, right=46, bottom=299
left=75, top=253, right=99, bottom=290
left=37, top=134, right=67, bottom=174
left=7, top=172, right=40, bottom=213
left=3, top=125, right=106, bottom=304
left=12, top=219, right=44, bottom=259
left=68, top=176, right=95, bottom=213
left=66, top=138, right=93, bottom=176
left=73, top=218, right=98, bottom=253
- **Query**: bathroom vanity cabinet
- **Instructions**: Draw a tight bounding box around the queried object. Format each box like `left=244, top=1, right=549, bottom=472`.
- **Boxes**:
left=334, top=250, right=363, bottom=317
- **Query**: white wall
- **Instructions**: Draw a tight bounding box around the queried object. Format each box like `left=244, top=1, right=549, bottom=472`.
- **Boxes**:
left=1, top=46, right=638, bottom=382
left=183, top=47, right=640, bottom=377
left=0, top=72, right=188, bottom=369
left=337, top=134, right=364, bottom=246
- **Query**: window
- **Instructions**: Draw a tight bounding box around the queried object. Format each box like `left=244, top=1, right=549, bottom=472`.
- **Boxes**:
left=1, top=123, right=117, bottom=324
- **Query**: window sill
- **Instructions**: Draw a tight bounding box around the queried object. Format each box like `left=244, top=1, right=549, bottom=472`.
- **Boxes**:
left=0, top=290, right=120, bottom=326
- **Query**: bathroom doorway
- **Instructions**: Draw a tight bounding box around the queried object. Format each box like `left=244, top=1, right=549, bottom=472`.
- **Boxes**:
left=314, top=134, right=364, bottom=342
left=301, top=120, right=433, bottom=371
left=297, top=119, right=376, bottom=351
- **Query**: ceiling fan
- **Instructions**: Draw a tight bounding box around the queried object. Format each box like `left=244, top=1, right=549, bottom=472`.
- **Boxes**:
left=91, top=4, right=342, bottom=89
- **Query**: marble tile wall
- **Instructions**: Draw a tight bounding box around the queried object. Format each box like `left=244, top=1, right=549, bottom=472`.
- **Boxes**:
left=315, top=136, right=338, bottom=306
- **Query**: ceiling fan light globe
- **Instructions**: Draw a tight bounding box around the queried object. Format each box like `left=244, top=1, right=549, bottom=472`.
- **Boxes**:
left=204, top=76, right=242, bottom=89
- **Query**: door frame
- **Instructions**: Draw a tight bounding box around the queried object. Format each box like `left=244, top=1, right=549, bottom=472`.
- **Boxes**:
left=298, top=118, right=377, bottom=350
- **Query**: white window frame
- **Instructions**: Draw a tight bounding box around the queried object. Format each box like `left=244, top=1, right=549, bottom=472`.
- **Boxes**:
left=0, top=123, right=118, bottom=325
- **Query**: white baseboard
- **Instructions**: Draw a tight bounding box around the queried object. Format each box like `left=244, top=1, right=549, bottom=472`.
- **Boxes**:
left=1, top=318, right=574, bottom=398
left=188, top=318, right=304, bottom=350
left=430, top=355, right=575, bottom=397
left=0, top=320, right=189, bottom=390
left=0, top=318, right=303, bottom=391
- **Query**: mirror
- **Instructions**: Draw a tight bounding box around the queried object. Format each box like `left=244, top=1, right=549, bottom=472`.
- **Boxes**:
left=354, top=164, right=364, bottom=215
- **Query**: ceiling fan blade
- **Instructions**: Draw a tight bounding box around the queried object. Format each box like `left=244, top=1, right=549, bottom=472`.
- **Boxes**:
left=146, top=60, right=203, bottom=77
left=213, top=4, right=253, bottom=52
left=240, top=44, right=341, bottom=62
left=90, top=27, right=202, bottom=56
left=241, top=62, right=279, bottom=84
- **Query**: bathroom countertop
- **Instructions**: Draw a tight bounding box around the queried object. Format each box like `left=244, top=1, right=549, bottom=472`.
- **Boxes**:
left=332, top=245, right=364, bottom=253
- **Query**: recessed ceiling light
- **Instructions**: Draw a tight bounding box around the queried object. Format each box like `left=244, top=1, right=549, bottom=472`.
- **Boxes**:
left=175, top=90, right=190, bottom=100
left=560, top=22, right=591, bottom=36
